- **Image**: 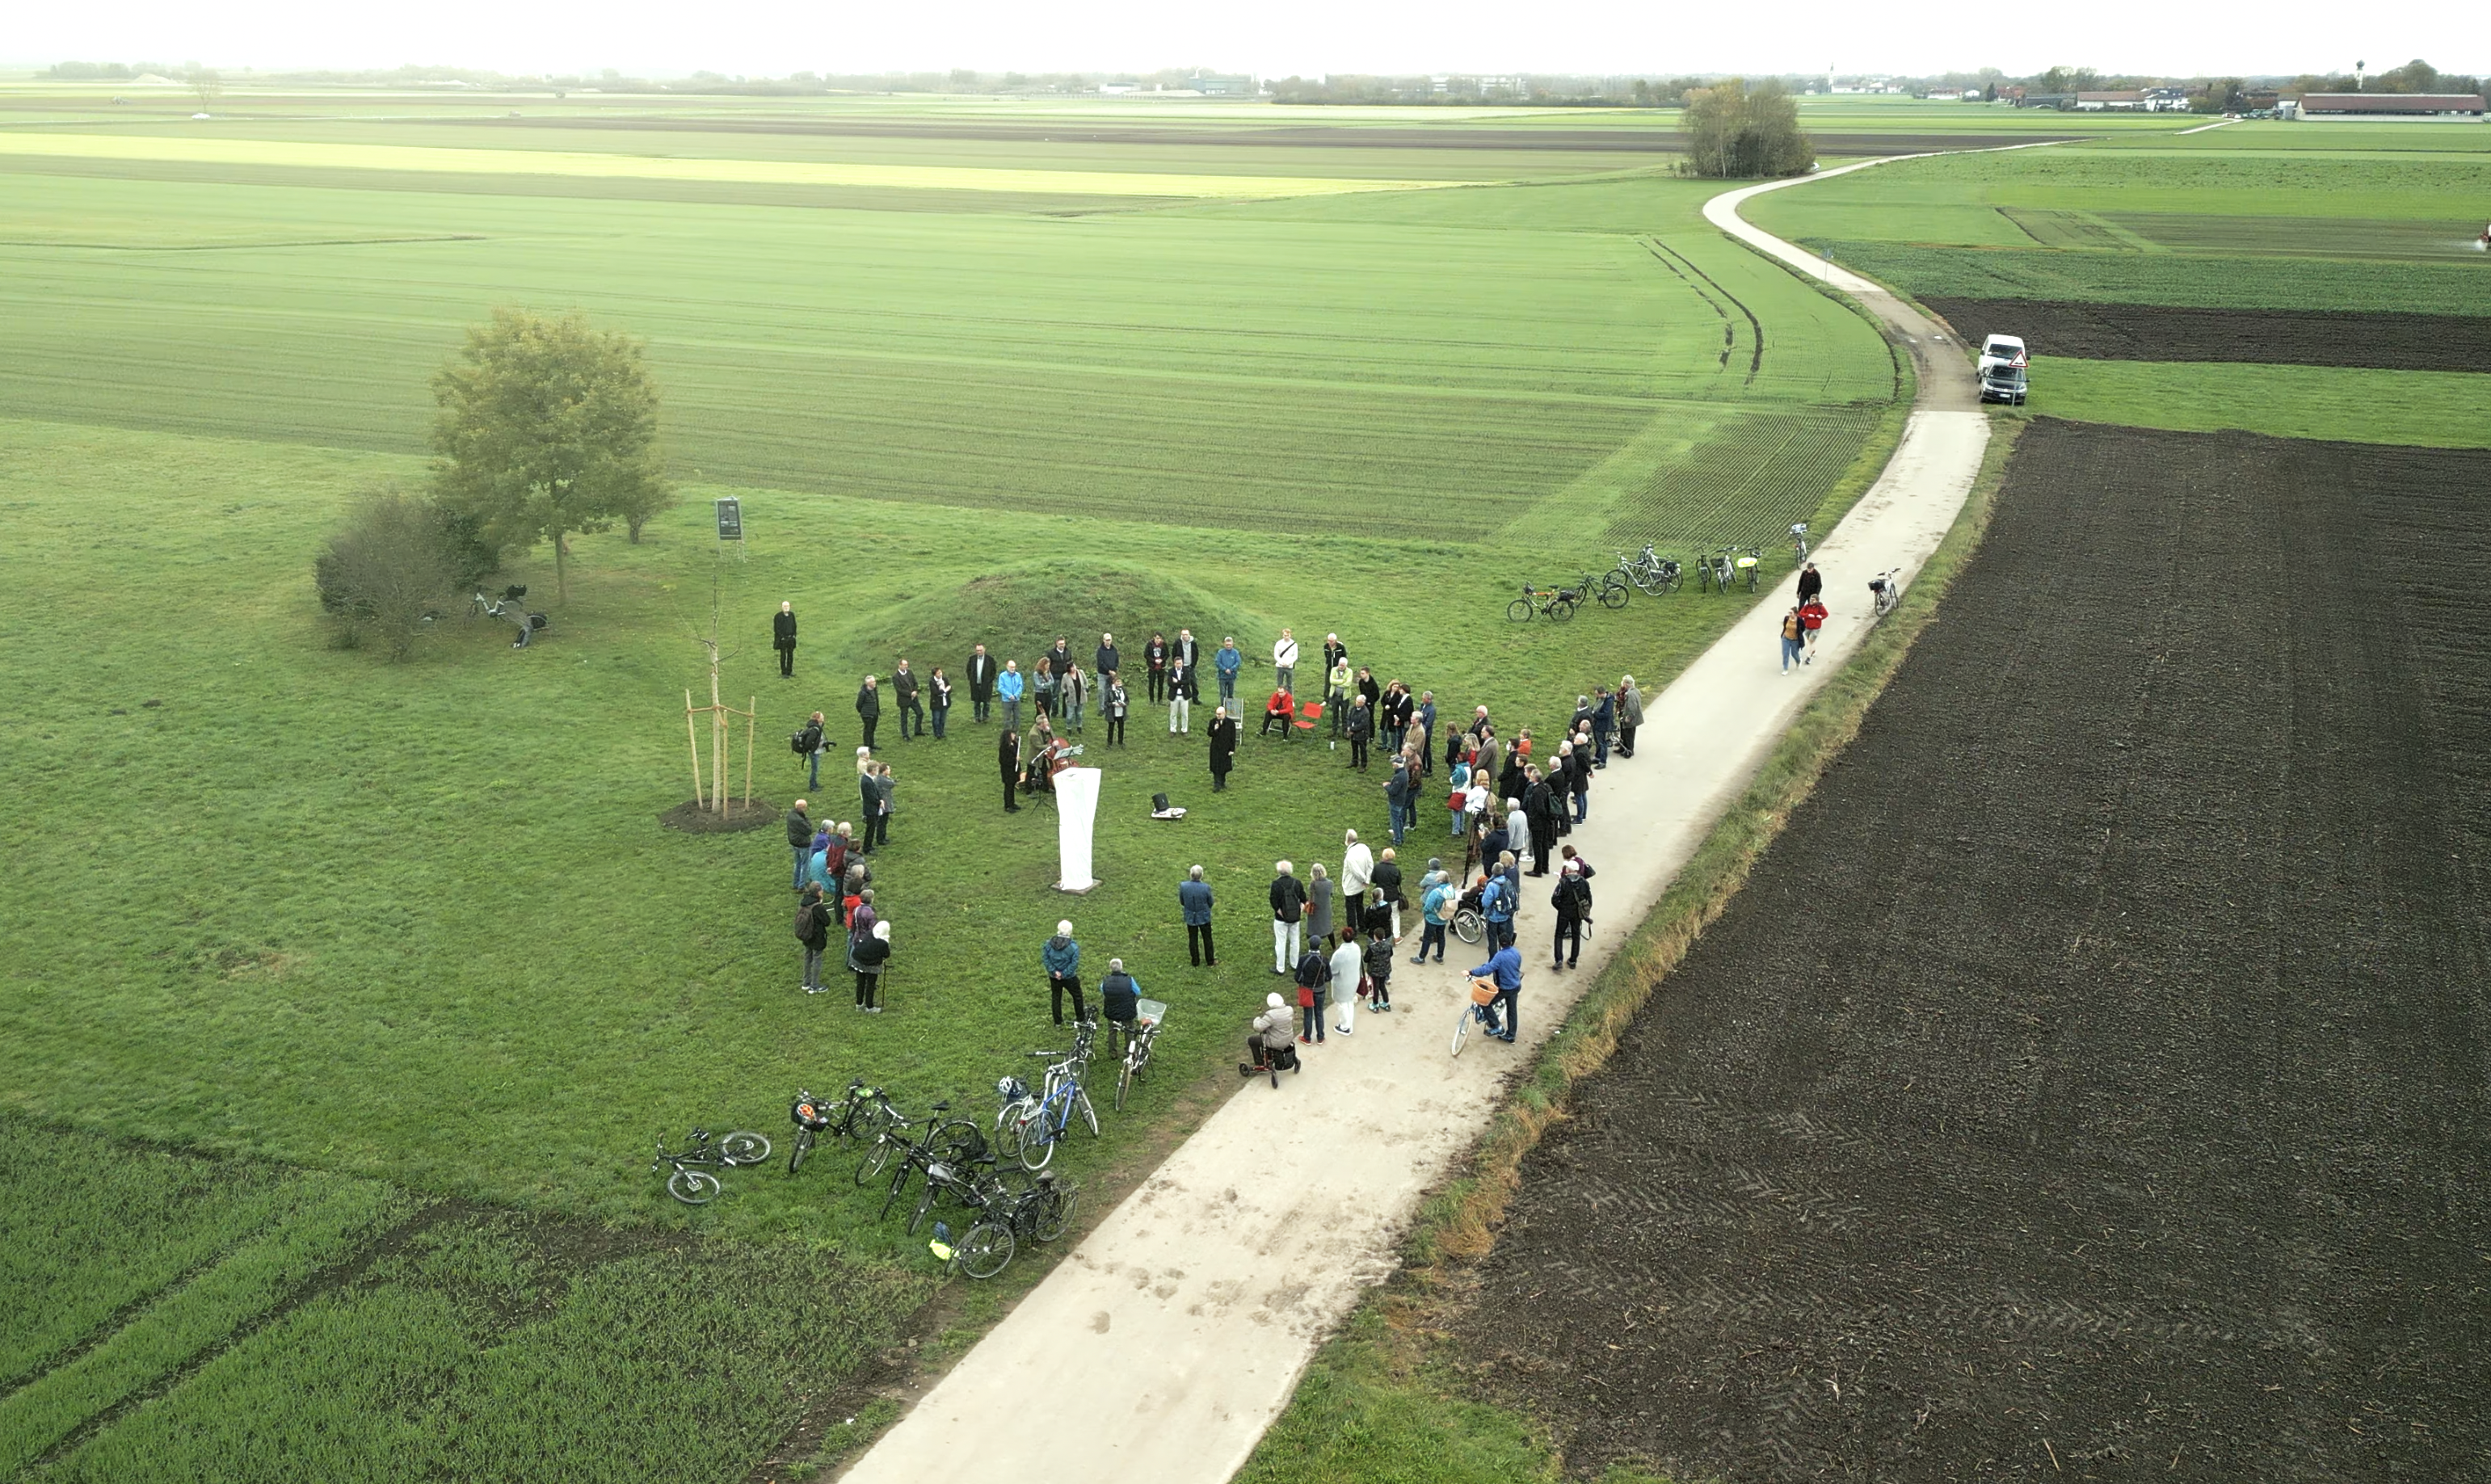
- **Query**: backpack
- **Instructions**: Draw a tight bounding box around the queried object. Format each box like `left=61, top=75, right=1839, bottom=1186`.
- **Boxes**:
left=789, top=731, right=808, bottom=756
left=793, top=901, right=818, bottom=942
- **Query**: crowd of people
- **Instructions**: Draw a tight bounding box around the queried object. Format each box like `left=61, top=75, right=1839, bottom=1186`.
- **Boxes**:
left=768, top=606, right=1659, bottom=1064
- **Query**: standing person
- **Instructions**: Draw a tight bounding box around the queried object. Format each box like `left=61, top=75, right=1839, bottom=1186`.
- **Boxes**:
left=1468, top=941, right=1524, bottom=1043
left=1616, top=675, right=1644, bottom=759
left=857, top=760, right=882, bottom=854
left=872, top=763, right=896, bottom=849
left=1099, top=958, right=1142, bottom=1061
left=1269, top=861, right=1307, bottom=975
left=852, top=919, right=890, bottom=1011
left=785, top=798, right=814, bottom=891
left=1322, top=632, right=1349, bottom=679
left=998, top=660, right=1025, bottom=733
left=1042, top=921, right=1084, bottom=1027
left=1591, top=687, right=1615, bottom=768
left=795, top=883, right=831, bottom=994
left=1780, top=606, right=1807, bottom=674
left=1362, top=926, right=1395, bottom=1013
left=928, top=667, right=953, bottom=740
left=999, top=727, right=1021, bottom=813
left=1096, top=632, right=1121, bottom=684
left=1480, top=866, right=1517, bottom=952
left=1506, top=792, right=1531, bottom=866
left=1382, top=682, right=1412, bottom=759
left=1356, top=666, right=1382, bottom=721
left=892, top=660, right=923, bottom=741
left=1526, top=771, right=1560, bottom=874
left=1180, top=865, right=1216, bottom=967
left=1330, top=929, right=1363, bottom=1037
left=797, top=711, right=827, bottom=791
left=1032, top=654, right=1058, bottom=721
left=1105, top=671, right=1129, bottom=747
left=1385, top=749, right=1414, bottom=845
left=1145, top=632, right=1169, bottom=704
left=1799, top=595, right=1830, bottom=663
left=1561, top=742, right=1590, bottom=825
left=1446, top=752, right=1472, bottom=839
left=1208, top=705, right=1239, bottom=790
left=967, top=644, right=997, bottom=724
left=1272, top=628, right=1298, bottom=694
left=1416, top=869, right=1454, bottom=965
left=855, top=674, right=882, bottom=751
left=773, top=601, right=799, bottom=679
left=1167, top=653, right=1194, bottom=734
left=1345, top=694, right=1373, bottom=771
left=1340, top=829, right=1374, bottom=927
left=1325, top=654, right=1353, bottom=738
left=1551, top=860, right=1590, bottom=971
left=1214, top=636, right=1242, bottom=705
left=848, top=886, right=878, bottom=941
left=1416, top=692, right=1438, bottom=776
left=1173, top=629, right=1200, bottom=684
left=1062, top=661, right=1087, bottom=734
left=1306, top=863, right=1336, bottom=952
left=1372, top=847, right=1405, bottom=943
left=1796, top=561, right=1823, bottom=607
left=1293, top=942, right=1330, bottom=1045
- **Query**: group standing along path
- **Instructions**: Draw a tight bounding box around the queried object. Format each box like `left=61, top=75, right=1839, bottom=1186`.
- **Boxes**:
left=839, top=162, right=1990, bottom=1484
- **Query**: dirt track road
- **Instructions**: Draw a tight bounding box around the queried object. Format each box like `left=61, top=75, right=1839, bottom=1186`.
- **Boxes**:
left=837, top=163, right=1986, bottom=1484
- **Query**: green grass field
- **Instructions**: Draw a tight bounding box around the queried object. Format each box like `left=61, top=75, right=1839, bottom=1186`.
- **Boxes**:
left=0, top=88, right=1900, bottom=1478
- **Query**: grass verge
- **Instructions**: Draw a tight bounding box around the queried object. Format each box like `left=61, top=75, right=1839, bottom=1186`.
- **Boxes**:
left=1235, top=416, right=2025, bottom=1484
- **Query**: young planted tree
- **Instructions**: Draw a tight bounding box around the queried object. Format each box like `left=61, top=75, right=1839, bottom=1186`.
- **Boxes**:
left=431, top=309, right=671, bottom=603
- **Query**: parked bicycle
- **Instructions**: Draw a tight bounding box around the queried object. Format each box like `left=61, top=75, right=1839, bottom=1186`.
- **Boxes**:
left=1730, top=546, right=1764, bottom=593
left=1868, top=567, right=1904, bottom=617
left=928, top=1170, right=1078, bottom=1281
left=788, top=1080, right=898, bottom=1175
left=651, top=1126, right=772, bottom=1205
left=1694, top=548, right=1736, bottom=594
left=1115, top=999, right=1167, bottom=1112
left=1790, top=522, right=1812, bottom=561
left=1612, top=544, right=1683, bottom=596
left=1578, top=570, right=1631, bottom=611
left=996, top=1049, right=1100, bottom=1171
left=1506, top=584, right=1576, bottom=624
left=875, top=1100, right=988, bottom=1222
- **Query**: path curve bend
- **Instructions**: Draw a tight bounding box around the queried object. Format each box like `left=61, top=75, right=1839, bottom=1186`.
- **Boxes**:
left=838, top=165, right=1992, bottom=1484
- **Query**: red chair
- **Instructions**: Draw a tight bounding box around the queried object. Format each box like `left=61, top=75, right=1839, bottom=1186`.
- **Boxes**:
left=1293, top=700, right=1322, bottom=735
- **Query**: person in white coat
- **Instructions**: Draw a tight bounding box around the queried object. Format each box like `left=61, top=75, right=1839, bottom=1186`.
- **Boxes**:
left=1340, top=828, right=1374, bottom=905
left=1331, top=929, right=1365, bottom=1036
left=1273, top=628, right=1300, bottom=694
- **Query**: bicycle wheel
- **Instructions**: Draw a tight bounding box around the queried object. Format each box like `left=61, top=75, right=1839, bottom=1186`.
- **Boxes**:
left=854, top=1133, right=895, bottom=1187
left=1019, top=1118, right=1057, bottom=1172
left=994, top=1104, right=1032, bottom=1162
left=718, top=1130, right=771, bottom=1167
left=667, top=1169, right=722, bottom=1205
left=958, top=1221, right=1015, bottom=1280
left=1549, top=597, right=1575, bottom=623
left=1075, top=1091, right=1100, bottom=1137
left=1450, top=1003, right=1472, bottom=1058
left=787, top=1127, right=816, bottom=1175
left=907, top=1182, right=940, bottom=1236
left=879, top=1158, right=917, bottom=1221
left=1032, top=1185, right=1078, bottom=1243
left=1115, top=1058, right=1134, bottom=1112
left=1606, top=566, right=1635, bottom=595
left=1453, top=908, right=1483, bottom=945
left=1506, top=598, right=1534, bottom=623
left=1660, top=569, right=1683, bottom=595
left=1598, top=582, right=1628, bottom=611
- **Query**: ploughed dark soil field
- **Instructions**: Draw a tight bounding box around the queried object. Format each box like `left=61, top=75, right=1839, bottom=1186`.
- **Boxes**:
left=1462, top=418, right=2491, bottom=1481
left=1922, top=296, right=2491, bottom=372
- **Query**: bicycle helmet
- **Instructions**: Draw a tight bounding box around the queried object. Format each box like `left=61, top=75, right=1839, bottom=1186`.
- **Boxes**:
left=997, top=1075, right=1031, bottom=1104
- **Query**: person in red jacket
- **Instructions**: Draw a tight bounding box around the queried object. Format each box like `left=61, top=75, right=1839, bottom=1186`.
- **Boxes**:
left=1799, top=596, right=1830, bottom=664
left=1261, top=686, right=1296, bottom=738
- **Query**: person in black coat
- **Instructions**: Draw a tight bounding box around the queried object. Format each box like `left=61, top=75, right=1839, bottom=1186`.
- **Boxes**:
left=1796, top=562, right=1822, bottom=606
left=1096, top=633, right=1121, bottom=683
left=1208, top=706, right=1239, bottom=790
left=773, top=602, right=798, bottom=678
left=967, top=645, right=998, bottom=723
left=1522, top=771, right=1557, bottom=876
left=1345, top=696, right=1373, bottom=771
left=999, top=727, right=1021, bottom=813
left=892, top=661, right=923, bottom=740
left=855, top=675, right=882, bottom=750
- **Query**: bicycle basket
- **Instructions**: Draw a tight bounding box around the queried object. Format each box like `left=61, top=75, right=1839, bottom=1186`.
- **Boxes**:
left=1733, top=555, right=1758, bottom=570
left=1470, top=981, right=1500, bottom=1006
left=1134, top=998, right=1168, bottom=1028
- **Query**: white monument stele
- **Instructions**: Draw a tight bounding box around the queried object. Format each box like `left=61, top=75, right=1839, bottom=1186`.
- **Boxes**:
left=1054, top=766, right=1102, bottom=892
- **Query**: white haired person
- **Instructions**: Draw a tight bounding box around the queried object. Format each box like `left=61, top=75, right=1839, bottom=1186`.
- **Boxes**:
left=1041, top=920, right=1083, bottom=1026
left=1242, top=991, right=1294, bottom=1074
left=852, top=919, right=892, bottom=1011
left=1269, top=861, right=1307, bottom=974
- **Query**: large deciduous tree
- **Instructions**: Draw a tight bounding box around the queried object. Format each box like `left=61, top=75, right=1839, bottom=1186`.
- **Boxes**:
left=1681, top=78, right=1814, bottom=179
left=431, top=309, right=672, bottom=603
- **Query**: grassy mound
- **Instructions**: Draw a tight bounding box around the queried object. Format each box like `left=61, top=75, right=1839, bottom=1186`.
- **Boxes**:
left=847, top=561, right=1268, bottom=674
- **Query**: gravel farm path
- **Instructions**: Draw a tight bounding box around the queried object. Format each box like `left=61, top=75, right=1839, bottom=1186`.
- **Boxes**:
left=836, top=162, right=1989, bottom=1484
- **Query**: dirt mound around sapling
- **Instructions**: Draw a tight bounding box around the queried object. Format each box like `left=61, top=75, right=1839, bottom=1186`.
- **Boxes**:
left=659, top=797, right=780, bottom=834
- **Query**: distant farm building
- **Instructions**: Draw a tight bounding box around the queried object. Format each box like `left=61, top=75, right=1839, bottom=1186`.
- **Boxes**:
left=2289, top=93, right=2487, bottom=120
left=2071, top=90, right=2188, bottom=112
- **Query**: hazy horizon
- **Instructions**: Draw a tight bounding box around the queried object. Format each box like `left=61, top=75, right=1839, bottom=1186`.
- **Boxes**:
left=8, top=0, right=2481, bottom=85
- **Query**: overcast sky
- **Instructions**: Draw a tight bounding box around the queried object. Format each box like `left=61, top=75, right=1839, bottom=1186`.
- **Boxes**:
left=13, top=0, right=2484, bottom=80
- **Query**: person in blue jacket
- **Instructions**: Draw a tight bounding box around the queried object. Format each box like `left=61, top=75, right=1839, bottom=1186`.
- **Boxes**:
left=1480, top=868, right=1517, bottom=951
left=1179, top=865, right=1217, bottom=967
left=998, top=661, right=1026, bottom=733
left=1041, top=920, right=1083, bottom=1026
left=1468, top=943, right=1523, bottom=1042
left=1214, top=637, right=1243, bottom=705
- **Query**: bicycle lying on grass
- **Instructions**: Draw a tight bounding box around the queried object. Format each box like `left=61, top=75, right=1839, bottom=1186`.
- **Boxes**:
left=651, top=1126, right=772, bottom=1204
